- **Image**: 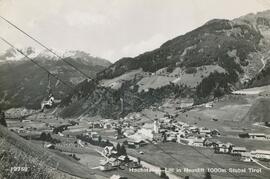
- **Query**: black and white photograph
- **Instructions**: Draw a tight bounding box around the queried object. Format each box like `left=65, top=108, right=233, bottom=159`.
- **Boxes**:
left=1, top=0, right=270, bottom=178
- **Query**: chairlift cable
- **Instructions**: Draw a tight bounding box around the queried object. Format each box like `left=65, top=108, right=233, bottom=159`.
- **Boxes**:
left=0, top=36, right=77, bottom=93
left=0, top=15, right=92, bottom=80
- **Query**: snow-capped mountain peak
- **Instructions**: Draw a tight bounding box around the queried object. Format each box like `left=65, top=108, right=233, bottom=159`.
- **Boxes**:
left=0, top=47, right=111, bottom=67
left=0, top=47, right=39, bottom=61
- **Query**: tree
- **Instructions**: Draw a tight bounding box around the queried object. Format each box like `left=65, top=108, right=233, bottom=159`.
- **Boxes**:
left=40, top=132, right=47, bottom=141
left=204, top=171, right=211, bottom=179
left=40, top=132, right=52, bottom=142
left=120, top=144, right=127, bottom=156
left=163, top=134, right=167, bottom=143
left=0, top=109, right=7, bottom=127
left=160, top=168, right=169, bottom=179
left=116, top=143, right=121, bottom=155
left=98, top=135, right=102, bottom=145
left=137, top=157, right=141, bottom=164
left=116, top=127, right=122, bottom=135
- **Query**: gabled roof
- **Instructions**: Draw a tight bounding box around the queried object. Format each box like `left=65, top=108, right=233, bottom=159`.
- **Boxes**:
left=251, top=150, right=270, bottom=155
left=232, top=147, right=247, bottom=151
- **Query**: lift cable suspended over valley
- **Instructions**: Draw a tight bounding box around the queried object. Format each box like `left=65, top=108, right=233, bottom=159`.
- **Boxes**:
left=0, top=15, right=146, bottom=115
left=0, top=36, right=78, bottom=94
left=1, top=16, right=262, bottom=179
left=0, top=15, right=93, bottom=80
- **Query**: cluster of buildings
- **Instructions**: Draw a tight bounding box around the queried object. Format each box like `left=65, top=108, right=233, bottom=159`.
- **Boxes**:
left=98, top=146, right=141, bottom=171
left=120, top=115, right=221, bottom=149
left=119, top=114, right=270, bottom=163
left=88, top=119, right=117, bottom=129
left=214, top=143, right=270, bottom=162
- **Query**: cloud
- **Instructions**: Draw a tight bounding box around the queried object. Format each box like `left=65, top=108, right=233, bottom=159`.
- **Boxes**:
left=66, top=11, right=108, bottom=27
left=1, top=0, right=270, bottom=62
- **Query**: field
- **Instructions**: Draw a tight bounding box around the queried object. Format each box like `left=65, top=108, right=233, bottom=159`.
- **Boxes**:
left=122, top=94, right=270, bottom=179
left=128, top=143, right=270, bottom=179
left=4, top=92, right=270, bottom=179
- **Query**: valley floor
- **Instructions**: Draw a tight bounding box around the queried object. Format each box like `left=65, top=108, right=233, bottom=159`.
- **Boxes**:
left=3, top=93, right=270, bottom=179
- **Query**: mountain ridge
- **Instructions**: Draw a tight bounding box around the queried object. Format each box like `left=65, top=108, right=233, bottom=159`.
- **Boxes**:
left=58, top=10, right=270, bottom=119
left=0, top=48, right=111, bottom=110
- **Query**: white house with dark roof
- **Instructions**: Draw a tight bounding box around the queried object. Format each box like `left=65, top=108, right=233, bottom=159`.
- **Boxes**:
left=251, top=150, right=270, bottom=160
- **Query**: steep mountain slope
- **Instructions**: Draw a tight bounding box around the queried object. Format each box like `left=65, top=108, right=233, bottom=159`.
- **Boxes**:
left=235, top=10, right=270, bottom=87
left=59, top=10, right=270, bottom=119
left=242, top=98, right=270, bottom=123
left=0, top=48, right=111, bottom=109
left=0, top=125, right=97, bottom=178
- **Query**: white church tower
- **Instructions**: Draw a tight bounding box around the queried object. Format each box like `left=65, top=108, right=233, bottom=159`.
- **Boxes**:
left=153, top=119, right=159, bottom=134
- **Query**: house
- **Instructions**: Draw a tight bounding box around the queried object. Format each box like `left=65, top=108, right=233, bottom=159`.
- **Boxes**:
left=104, top=146, right=117, bottom=156
left=205, top=102, right=213, bottom=108
left=177, top=137, right=205, bottom=147
left=104, top=123, right=113, bottom=129
left=135, top=128, right=154, bottom=140
left=192, top=138, right=205, bottom=147
left=241, top=152, right=252, bottom=162
left=22, top=119, right=31, bottom=123
left=247, top=133, right=267, bottom=140
left=108, top=157, right=121, bottom=167
left=90, top=132, right=99, bottom=138
left=110, top=174, right=127, bottom=179
left=125, top=139, right=148, bottom=148
left=178, top=98, right=194, bottom=108
left=189, top=126, right=199, bottom=133
left=250, top=150, right=270, bottom=160
left=118, top=155, right=129, bottom=162
left=126, top=141, right=136, bottom=149
left=93, top=123, right=103, bottom=128
left=153, top=133, right=164, bottom=142
left=199, top=128, right=211, bottom=136
left=99, top=161, right=116, bottom=171
left=165, top=132, right=177, bottom=142
left=123, top=129, right=135, bottom=137
left=215, top=143, right=232, bottom=154
left=45, top=143, right=55, bottom=149
left=231, top=147, right=247, bottom=155
left=210, top=129, right=221, bottom=136
left=127, top=161, right=141, bottom=169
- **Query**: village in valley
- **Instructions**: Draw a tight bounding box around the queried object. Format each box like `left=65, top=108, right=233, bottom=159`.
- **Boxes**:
left=2, top=2, right=270, bottom=179
left=5, top=90, right=270, bottom=179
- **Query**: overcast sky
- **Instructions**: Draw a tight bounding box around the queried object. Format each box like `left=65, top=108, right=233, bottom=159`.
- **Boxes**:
left=0, top=0, right=270, bottom=62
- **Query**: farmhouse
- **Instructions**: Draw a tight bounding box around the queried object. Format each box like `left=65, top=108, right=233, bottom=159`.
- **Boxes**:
left=99, top=161, right=116, bottom=171
left=104, top=146, right=115, bottom=156
left=110, top=174, right=127, bottom=179
left=123, top=129, right=136, bottom=137
left=199, top=128, right=211, bottom=136
left=90, top=132, right=99, bottom=138
left=125, top=139, right=148, bottom=148
left=108, top=157, right=121, bottom=167
left=250, top=150, right=270, bottom=160
left=215, top=143, right=233, bottom=154
left=118, top=155, right=129, bottom=162
left=177, top=137, right=205, bottom=147
left=231, top=147, right=247, bottom=155
left=241, top=152, right=252, bottom=162
left=248, top=133, right=267, bottom=140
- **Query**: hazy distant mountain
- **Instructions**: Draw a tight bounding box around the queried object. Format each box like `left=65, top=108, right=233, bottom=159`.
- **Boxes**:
left=0, top=47, right=111, bottom=109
